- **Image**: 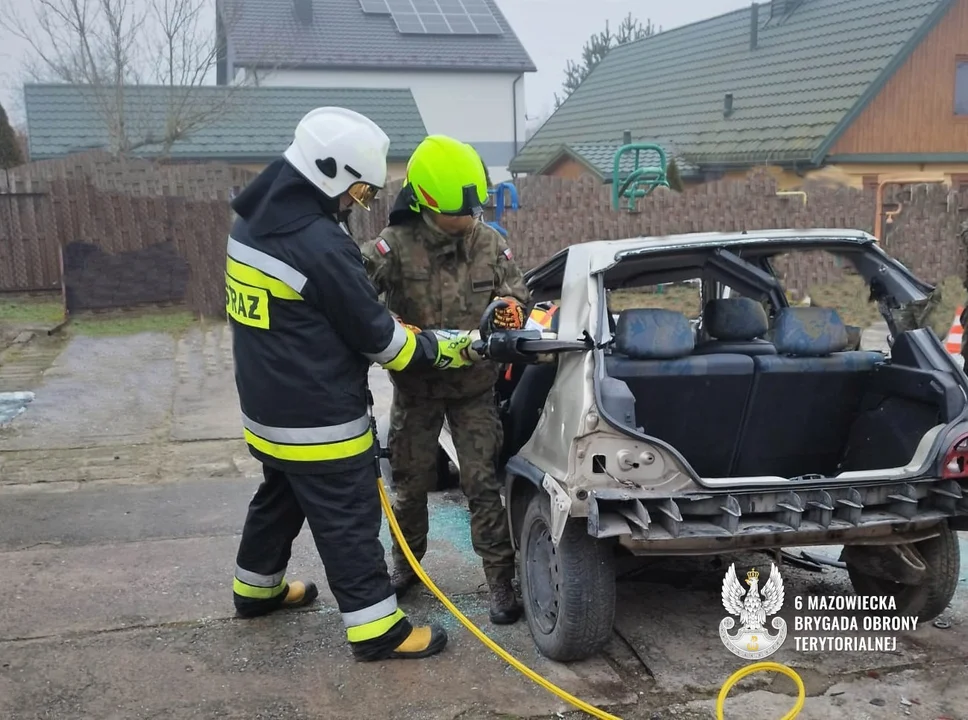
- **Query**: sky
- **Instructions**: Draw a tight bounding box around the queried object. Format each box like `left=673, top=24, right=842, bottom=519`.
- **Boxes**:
left=0, top=0, right=752, bottom=129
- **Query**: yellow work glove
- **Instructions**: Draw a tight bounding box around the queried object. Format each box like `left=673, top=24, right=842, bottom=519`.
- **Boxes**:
left=430, top=329, right=476, bottom=369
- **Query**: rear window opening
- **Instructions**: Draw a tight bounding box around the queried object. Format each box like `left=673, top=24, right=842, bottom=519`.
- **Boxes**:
left=593, top=246, right=963, bottom=481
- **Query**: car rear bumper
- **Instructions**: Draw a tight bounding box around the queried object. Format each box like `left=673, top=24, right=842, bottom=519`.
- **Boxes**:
left=585, top=477, right=968, bottom=555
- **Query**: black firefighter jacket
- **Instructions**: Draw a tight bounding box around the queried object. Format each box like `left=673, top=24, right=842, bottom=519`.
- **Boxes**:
left=225, top=159, right=437, bottom=475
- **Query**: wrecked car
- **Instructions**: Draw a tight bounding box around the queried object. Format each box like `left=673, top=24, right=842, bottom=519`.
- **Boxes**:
left=380, top=229, right=967, bottom=663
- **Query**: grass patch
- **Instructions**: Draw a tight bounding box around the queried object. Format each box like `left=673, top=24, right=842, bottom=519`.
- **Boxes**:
left=808, top=274, right=964, bottom=335
left=0, top=298, right=65, bottom=326
left=67, top=307, right=200, bottom=337
left=609, top=285, right=701, bottom=316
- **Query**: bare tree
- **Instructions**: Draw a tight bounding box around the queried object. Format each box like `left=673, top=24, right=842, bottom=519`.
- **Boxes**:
left=145, top=0, right=241, bottom=156
left=0, top=0, right=250, bottom=157
left=554, top=13, right=659, bottom=109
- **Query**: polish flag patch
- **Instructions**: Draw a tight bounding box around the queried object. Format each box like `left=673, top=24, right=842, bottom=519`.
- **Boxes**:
left=376, top=239, right=391, bottom=256
left=502, top=247, right=513, bottom=260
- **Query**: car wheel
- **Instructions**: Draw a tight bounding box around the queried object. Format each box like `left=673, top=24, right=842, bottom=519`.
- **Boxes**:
left=843, top=522, right=961, bottom=622
left=518, top=490, right=616, bottom=662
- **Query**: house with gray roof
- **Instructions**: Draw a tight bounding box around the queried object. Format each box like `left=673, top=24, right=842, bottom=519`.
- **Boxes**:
left=216, top=0, right=536, bottom=180
left=512, top=0, right=968, bottom=192
left=23, top=84, right=428, bottom=177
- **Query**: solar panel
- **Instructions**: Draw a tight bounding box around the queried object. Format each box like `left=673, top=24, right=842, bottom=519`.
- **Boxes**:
left=392, top=12, right=427, bottom=32
left=358, top=0, right=390, bottom=14
left=384, top=0, right=504, bottom=35
left=468, top=12, right=501, bottom=33
left=442, top=13, right=476, bottom=33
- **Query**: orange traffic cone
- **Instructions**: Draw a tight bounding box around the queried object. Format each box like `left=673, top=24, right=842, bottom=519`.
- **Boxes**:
left=944, top=307, right=964, bottom=355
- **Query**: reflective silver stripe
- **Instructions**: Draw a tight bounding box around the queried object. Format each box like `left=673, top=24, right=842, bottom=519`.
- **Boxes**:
left=235, top=565, right=285, bottom=588
left=227, top=236, right=308, bottom=293
left=241, top=412, right=370, bottom=445
left=364, top=321, right=409, bottom=364
left=341, top=594, right=398, bottom=628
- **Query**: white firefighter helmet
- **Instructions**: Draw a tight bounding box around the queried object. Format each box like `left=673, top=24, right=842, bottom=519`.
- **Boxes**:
left=283, top=106, right=390, bottom=209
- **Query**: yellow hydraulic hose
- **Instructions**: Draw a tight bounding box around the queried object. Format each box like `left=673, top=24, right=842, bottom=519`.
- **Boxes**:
left=377, top=477, right=622, bottom=719
left=378, top=478, right=805, bottom=719
left=716, top=662, right=805, bottom=719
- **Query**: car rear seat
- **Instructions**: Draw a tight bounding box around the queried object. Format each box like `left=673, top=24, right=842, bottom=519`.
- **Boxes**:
left=730, top=306, right=885, bottom=478
left=693, top=298, right=777, bottom=356
left=604, top=308, right=754, bottom=478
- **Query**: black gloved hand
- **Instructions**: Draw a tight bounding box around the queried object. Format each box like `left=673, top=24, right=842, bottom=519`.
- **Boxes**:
left=480, top=297, right=525, bottom=340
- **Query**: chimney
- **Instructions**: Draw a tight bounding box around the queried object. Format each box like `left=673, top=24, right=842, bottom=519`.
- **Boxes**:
left=724, top=93, right=734, bottom=117
left=750, top=2, right=759, bottom=50
left=293, top=0, right=313, bottom=24
left=622, top=130, right=632, bottom=146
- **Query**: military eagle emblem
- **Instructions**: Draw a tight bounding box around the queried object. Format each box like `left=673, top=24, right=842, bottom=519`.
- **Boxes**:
left=719, top=563, right=788, bottom=659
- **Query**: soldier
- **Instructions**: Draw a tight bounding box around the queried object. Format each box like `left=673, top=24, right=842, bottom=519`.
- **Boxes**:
left=361, top=135, right=531, bottom=625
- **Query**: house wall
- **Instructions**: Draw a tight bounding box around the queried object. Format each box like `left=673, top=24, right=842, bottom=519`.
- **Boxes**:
left=246, top=68, right=527, bottom=182
left=542, top=157, right=588, bottom=181
left=723, top=162, right=968, bottom=190
left=828, top=0, right=968, bottom=170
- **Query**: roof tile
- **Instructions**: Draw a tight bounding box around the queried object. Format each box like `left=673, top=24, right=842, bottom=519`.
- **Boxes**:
left=512, top=0, right=949, bottom=172
left=222, top=0, right=536, bottom=73
left=24, top=84, right=428, bottom=161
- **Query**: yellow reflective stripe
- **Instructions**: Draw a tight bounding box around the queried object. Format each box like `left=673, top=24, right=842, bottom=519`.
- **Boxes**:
left=244, top=427, right=374, bottom=462
left=226, top=257, right=302, bottom=300
left=382, top=328, right=417, bottom=371
left=346, top=608, right=407, bottom=643
left=226, top=273, right=270, bottom=329
left=233, top=576, right=287, bottom=599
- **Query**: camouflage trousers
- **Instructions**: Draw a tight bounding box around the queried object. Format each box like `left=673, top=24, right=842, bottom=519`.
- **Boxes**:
left=387, top=386, right=514, bottom=586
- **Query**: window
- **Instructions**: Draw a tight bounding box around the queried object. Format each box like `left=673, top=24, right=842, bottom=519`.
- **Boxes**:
left=608, top=280, right=703, bottom=320
left=957, top=59, right=968, bottom=116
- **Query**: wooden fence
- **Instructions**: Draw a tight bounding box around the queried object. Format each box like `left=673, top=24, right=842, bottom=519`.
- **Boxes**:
left=2, top=153, right=968, bottom=319
left=0, top=154, right=254, bottom=315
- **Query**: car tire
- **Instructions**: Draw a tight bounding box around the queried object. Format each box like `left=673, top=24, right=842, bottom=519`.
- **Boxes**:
left=518, top=490, right=616, bottom=662
left=843, top=521, right=961, bottom=622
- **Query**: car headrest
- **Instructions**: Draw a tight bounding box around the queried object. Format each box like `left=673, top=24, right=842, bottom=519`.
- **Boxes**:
left=614, top=309, right=694, bottom=359
left=704, top=298, right=769, bottom=341
left=772, top=307, right=849, bottom=356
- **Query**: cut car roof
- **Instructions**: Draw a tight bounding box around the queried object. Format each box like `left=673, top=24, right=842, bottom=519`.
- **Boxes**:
left=549, top=229, right=878, bottom=275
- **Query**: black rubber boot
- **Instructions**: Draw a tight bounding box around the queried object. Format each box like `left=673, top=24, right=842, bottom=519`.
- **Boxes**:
left=235, top=580, right=319, bottom=619
left=488, top=579, right=522, bottom=625
left=351, top=619, right=448, bottom=662
left=386, top=624, right=449, bottom=659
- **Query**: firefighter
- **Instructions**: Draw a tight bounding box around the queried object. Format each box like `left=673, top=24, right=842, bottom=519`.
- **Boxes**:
left=226, top=107, right=479, bottom=662
left=360, top=135, right=531, bottom=625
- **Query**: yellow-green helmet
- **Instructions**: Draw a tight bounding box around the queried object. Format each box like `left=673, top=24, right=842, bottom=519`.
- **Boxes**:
left=405, top=135, right=489, bottom=216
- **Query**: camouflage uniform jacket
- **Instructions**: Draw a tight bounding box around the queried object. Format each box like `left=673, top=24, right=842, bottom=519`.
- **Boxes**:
left=361, top=200, right=530, bottom=400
